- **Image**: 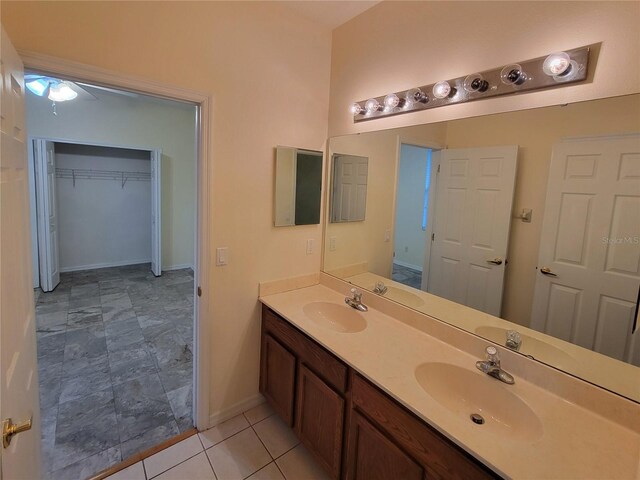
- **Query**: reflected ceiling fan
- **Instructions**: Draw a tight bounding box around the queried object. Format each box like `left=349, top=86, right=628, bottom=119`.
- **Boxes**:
left=25, top=74, right=138, bottom=114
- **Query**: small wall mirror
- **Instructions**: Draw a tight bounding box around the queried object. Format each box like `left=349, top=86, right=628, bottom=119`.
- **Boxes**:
left=274, top=147, right=323, bottom=227
left=330, top=154, right=369, bottom=223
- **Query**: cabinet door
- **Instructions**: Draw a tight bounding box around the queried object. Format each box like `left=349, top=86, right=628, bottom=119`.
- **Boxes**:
left=260, top=334, right=296, bottom=425
left=347, top=411, right=425, bottom=480
left=295, top=364, right=345, bottom=479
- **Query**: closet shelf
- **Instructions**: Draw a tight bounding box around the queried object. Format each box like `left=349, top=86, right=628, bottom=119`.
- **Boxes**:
left=56, top=167, right=151, bottom=188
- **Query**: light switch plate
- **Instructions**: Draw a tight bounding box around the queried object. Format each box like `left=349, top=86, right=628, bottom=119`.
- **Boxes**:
left=306, top=239, right=314, bottom=255
left=216, top=247, right=228, bottom=266
left=329, top=236, right=337, bottom=251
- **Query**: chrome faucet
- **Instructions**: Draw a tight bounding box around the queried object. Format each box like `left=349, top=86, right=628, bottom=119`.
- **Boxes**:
left=505, top=330, right=522, bottom=351
left=373, top=281, right=388, bottom=295
left=345, top=288, right=368, bottom=312
left=476, top=346, right=515, bottom=384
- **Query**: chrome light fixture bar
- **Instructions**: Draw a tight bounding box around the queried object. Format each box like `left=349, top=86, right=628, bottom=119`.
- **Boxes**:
left=350, top=45, right=591, bottom=123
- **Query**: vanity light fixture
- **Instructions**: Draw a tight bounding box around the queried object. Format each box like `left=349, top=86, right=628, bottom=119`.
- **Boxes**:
left=432, top=81, right=455, bottom=99
left=349, top=44, right=592, bottom=122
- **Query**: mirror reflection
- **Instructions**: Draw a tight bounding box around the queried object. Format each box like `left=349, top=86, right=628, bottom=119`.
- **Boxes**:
left=274, top=147, right=323, bottom=226
left=324, top=94, right=640, bottom=401
left=330, top=154, right=369, bottom=223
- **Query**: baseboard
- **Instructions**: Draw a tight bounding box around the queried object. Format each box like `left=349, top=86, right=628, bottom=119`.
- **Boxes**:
left=163, top=263, right=194, bottom=272
left=207, top=393, right=266, bottom=428
left=393, top=259, right=423, bottom=272
left=60, top=259, right=151, bottom=273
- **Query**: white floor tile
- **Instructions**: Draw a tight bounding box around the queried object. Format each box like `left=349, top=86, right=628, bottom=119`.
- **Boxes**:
left=246, top=462, right=286, bottom=480
left=144, top=434, right=203, bottom=479
left=153, top=452, right=215, bottom=480
left=276, top=444, right=329, bottom=480
left=206, top=427, right=271, bottom=480
left=244, top=402, right=275, bottom=425
left=106, top=461, right=146, bottom=480
left=199, top=413, right=249, bottom=449
left=253, top=415, right=299, bottom=458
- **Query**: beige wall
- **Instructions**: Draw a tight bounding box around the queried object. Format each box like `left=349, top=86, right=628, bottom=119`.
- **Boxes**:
left=446, top=94, right=640, bottom=326
left=328, top=1, right=640, bottom=137
left=26, top=90, right=196, bottom=270
left=1, top=1, right=332, bottom=420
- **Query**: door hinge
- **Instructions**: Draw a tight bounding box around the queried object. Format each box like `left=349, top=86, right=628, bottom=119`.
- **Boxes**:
left=431, top=233, right=435, bottom=242
left=197, top=286, right=202, bottom=297
left=437, top=164, right=441, bottom=173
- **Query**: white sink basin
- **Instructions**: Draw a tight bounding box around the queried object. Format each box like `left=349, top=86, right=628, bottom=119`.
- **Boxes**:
left=368, top=285, right=424, bottom=308
left=302, top=302, right=367, bottom=333
left=415, top=362, right=543, bottom=442
left=475, top=326, right=576, bottom=370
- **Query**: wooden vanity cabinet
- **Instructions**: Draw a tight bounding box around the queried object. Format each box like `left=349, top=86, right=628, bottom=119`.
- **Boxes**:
left=260, top=306, right=497, bottom=480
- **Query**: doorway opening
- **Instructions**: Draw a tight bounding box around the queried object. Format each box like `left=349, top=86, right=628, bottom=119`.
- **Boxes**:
left=26, top=72, right=200, bottom=478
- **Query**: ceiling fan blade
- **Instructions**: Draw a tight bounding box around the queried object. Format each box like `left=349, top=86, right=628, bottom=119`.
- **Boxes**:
left=67, top=82, right=98, bottom=101
left=76, top=82, right=139, bottom=98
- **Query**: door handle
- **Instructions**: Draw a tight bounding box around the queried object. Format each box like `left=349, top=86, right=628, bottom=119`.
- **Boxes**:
left=632, top=285, right=639, bottom=334
left=486, top=258, right=503, bottom=265
left=3, top=416, right=32, bottom=448
left=540, top=267, right=558, bottom=277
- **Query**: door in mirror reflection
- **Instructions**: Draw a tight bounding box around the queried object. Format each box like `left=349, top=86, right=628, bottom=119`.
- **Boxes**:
left=331, top=154, right=368, bottom=223
left=274, top=147, right=322, bottom=227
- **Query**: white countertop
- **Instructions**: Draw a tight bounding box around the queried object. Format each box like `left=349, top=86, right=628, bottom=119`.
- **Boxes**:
left=260, top=283, right=640, bottom=480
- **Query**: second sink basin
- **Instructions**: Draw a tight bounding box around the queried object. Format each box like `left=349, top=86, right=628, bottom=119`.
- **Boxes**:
left=415, top=362, right=543, bottom=442
left=302, top=302, right=367, bottom=333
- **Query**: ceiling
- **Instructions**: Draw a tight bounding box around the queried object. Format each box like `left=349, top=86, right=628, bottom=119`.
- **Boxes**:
left=278, top=1, right=381, bottom=29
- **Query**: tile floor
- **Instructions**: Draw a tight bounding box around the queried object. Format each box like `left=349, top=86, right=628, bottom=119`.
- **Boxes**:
left=105, top=402, right=329, bottom=480
left=392, top=263, right=422, bottom=289
left=35, top=264, right=194, bottom=479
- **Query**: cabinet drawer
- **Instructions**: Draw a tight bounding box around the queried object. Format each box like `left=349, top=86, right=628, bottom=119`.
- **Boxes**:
left=351, top=374, right=496, bottom=480
left=263, top=306, right=348, bottom=393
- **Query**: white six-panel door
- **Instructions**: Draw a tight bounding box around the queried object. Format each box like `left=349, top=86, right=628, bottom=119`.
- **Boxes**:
left=427, top=145, right=518, bottom=317
left=34, top=139, right=60, bottom=292
left=1, top=25, right=42, bottom=480
left=331, top=154, right=368, bottom=222
left=531, top=134, right=640, bottom=366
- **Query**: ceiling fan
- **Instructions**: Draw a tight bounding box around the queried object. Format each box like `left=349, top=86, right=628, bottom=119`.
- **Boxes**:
left=25, top=74, right=140, bottom=114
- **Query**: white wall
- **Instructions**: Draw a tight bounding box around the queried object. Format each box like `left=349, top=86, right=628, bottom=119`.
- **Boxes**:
left=25, top=88, right=195, bottom=271
left=394, top=144, right=428, bottom=270
left=55, top=144, right=151, bottom=271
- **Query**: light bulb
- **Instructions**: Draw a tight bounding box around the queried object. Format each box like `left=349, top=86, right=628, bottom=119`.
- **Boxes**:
left=349, top=102, right=364, bottom=115
left=365, top=98, right=381, bottom=114
left=543, top=52, right=571, bottom=77
left=48, top=81, right=78, bottom=102
left=404, top=88, right=428, bottom=108
left=26, top=78, right=50, bottom=97
left=384, top=93, right=400, bottom=109
left=500, top=64, right=527, bottom=86
left=432, top=81, right=453, bottom=99
left=463, top=74, right=489, bottom=93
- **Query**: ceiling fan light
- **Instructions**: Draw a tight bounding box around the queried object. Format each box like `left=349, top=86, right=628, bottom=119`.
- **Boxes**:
left=48, top=81, right=78, bottom=102
left=26, top=78, right=50, bottom=97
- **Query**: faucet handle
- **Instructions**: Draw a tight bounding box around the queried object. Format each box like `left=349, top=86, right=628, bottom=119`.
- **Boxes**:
left=485, top=345, right=500, bottom=364
left=350, top=288, right=362, bottom=301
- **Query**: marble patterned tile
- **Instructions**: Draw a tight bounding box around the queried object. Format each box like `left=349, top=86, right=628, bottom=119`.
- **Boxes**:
left=39, top=361, right=63, bottom=410
left=70, top=283, right=100, bottom=298
left=166, top=384, right=193, bottom=432
left=36, top=330, right=66, bottom=364
left=59, top=354, right=112, bottom=402
left=63, top=324, right=107, bottom=361
left=66, top=305, right=103, bottom=330
left=113, top=373, right=176, bottom=443
left=50, top=446, right=122, bottom=480
left=109, top=344, right=158, bottom=385
left=40, top=406, right=58, bottom=475
left=53, top=388, right=120, bottom=472
left=103, top=304, right=138, bottom=324
left=120, top=421, right=180, bottom=460
left=102, top=291, right=133, bottom=308
left=36, top=300, right=69, bottom=315
left=36, top=310, right=68, bottom=336
left=69, top=295, right=102, bottom=310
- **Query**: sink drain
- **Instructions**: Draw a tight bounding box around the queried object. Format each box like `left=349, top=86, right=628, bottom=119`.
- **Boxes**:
left=470, top=413, right=485, bottom=425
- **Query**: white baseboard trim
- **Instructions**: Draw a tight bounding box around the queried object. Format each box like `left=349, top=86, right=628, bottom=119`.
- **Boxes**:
left=59, top=259, right=151, bottom=273
left=207, top=393, right=266, bottom=429
left=393, top=259, right=423, bottom=272
left=163, top=263, right=194, bottom=272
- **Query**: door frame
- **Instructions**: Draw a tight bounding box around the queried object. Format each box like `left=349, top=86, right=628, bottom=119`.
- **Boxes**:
left=20, top=50, right=212, bottom=430
left=29, top=136, right=163, bottom=280
left=391, top=137, right=442, bottom=289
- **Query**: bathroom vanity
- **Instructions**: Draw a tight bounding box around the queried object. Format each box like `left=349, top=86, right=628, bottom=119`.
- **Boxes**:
left=259, top=278, right=640, bottom=480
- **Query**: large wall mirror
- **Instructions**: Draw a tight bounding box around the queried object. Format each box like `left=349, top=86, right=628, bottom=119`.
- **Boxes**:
left=323, top=94, right=640, bottom=402
left=275, top=147, right=323, bottom=226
